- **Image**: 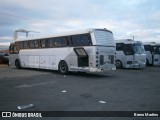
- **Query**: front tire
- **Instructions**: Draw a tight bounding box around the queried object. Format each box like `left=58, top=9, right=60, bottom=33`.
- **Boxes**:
left=115, top=60, right=122, bottom=69
left=58, top=61, right=68, bottom=75
left=15, top=59, right=21, bottom=69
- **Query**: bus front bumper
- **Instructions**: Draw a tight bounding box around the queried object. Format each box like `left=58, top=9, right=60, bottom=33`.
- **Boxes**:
left=89, top=65, right=116, bottom=72
left=126, top=62, right=146, bottom=69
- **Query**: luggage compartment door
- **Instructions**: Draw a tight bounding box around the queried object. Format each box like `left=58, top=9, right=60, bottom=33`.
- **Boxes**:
left=73, top=48, right=89, bottom=67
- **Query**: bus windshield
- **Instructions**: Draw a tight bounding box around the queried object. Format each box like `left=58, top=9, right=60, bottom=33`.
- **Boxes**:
left=123, top=44, right=134, bottom=55
left=133, top=43, right=145, bottom=54
left=152, top=46, right=159, bottom=54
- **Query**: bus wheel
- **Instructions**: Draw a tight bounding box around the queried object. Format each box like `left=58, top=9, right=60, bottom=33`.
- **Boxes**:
left=15, top=59, right=21, bottom=69
left=115, top=60, right=122, bottom=69
left=58, top=61, right=68, bottom=75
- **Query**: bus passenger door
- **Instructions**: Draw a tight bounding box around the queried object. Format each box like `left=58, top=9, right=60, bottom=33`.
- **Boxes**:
left=73, top=48, right=89, bottom=67
left=153, top=54, right=159, bottom=65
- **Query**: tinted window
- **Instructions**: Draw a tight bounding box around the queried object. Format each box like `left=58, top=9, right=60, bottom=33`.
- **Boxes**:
left=9, top=43, right=20, bottom=54
left=71, top=35, right=83, bottom=46
left=144, top=45, right=151, bottom=51
left=61, top=37, right=69, bottom=47
left=19, top=42, right=24, bottom=49
left=47, top=39, right=53, bottom=47
left=24, top=41, right=28, bottom=49
left=53, top=38, right=62, bottom=47
left=40, top=39, right=47, bottom=48
left=123, top=44, right=134, bottom=55
left=34, top=40, right=39, bottom=48
left=81, top=35, right=91, bottom=46
left=29, top=41, right=35, bottom=48
left=9, top=45, right=14, bottom=53
left=9, top=45, right=14, bottom=51
left=116, top=43, right=123, bottom=51
left=152, top=46, right=159, bottom=54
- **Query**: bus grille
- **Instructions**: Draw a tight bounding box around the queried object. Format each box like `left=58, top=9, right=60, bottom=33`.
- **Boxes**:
left=109, top=55, right=114, bottom=64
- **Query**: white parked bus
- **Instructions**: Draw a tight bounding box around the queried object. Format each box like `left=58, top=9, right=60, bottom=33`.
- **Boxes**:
left=143, top=42, right=160, bottom=66
left=115, top=39, right=146, bottom=68
left=9, top=28, right=116, bottom=74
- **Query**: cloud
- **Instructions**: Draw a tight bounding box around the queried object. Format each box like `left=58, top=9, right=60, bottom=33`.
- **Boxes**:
left=0, top=0, right=160, bottom=44
left=0, top=36, right=13, bottom=46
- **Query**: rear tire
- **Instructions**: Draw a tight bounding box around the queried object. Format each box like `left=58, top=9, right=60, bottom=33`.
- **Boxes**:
left=58, top=61, right=68, bottom=75
left=15, top=59, right=21, bottom=69
left=115, top=60, right=122, bottom=69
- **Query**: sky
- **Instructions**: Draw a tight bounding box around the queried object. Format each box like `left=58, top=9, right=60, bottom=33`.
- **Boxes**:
left=0, top=0, right=160, bottom=46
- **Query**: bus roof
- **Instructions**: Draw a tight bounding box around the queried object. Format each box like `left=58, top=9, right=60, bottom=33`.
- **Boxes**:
left=115, top=39, right=142, bottom=44
left=14, top=28, right=112, bottom=42
left=143, top=42, right=158, bottom=46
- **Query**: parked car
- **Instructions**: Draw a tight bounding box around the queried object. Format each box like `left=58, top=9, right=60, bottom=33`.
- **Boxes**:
left=0, top=52, right=9, bottom=64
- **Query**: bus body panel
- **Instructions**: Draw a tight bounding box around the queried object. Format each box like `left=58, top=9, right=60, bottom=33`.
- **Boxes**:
left=144, top=42, right=160, bottom=66
left=153, top=54, right=160, bottom=66
left=132, top=54, right=146, bottom=68
left=115, top=39, right=146, bottom=69
left=18, top=46, right=116, bottom=72
left=9, top=28, right=116, bottom=73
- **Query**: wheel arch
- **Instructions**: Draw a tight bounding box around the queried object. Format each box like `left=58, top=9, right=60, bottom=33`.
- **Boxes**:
left=115, top=59, right=123, bottom=68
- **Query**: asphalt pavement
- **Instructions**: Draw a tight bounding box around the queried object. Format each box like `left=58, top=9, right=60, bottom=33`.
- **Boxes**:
left=0, top=64, right=160, bottom=120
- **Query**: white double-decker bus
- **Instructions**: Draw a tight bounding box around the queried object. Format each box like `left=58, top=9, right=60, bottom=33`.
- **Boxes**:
left=143, top=42, right=160, bottom=66
left=115, top=39, right=146, bottom=68
left=9, top=28, right=116, bottom=74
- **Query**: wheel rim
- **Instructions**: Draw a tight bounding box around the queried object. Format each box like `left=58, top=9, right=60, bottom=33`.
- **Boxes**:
left=16, top=61, right=19, bottom=67
left=60, top=63, right=66, bottom=72
left=116, top=61, right=121, bottom=68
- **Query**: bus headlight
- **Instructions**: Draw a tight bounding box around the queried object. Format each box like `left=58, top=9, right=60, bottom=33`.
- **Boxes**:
left=134, top=60, right=138, bottom=63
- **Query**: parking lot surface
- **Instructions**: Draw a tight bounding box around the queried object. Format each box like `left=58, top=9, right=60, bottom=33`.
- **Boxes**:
left=0, top=64, right=160, bottom=119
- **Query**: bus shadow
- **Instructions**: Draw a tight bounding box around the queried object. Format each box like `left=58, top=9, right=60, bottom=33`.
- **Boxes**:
left=68, top=72, right=115, bottom=78
left=16, top=67, right=113, bottom=78
left=117, top=68, right=146, bottom=70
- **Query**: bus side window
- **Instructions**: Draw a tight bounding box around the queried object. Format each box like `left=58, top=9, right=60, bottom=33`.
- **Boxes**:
left=116, top=43, right=123, bottom=51
left=24, top=41, right=28, bottom=49
left=144, top=45, right=152, bottom=53
left=71, top=35, right=83, bottom=46
left=34, top=40, right=39, bottom=48
left=40, top=39, right=47, bottom=48
left=81, top=34, right=91, bottom=46
left=29, top=41, right=35, bottom=48
left=61, top=37, right=69, bottom=47
left=13, top=45, right=19, bottom=54
left=48, top=39, right=53, bottom=47
left=9, top=45, right=14, bottom=54
left=53, top=38, right=62, bottom=47
left=123, top=44, right=134, bottom=55
left=19, top=42, right=24, bottom=49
